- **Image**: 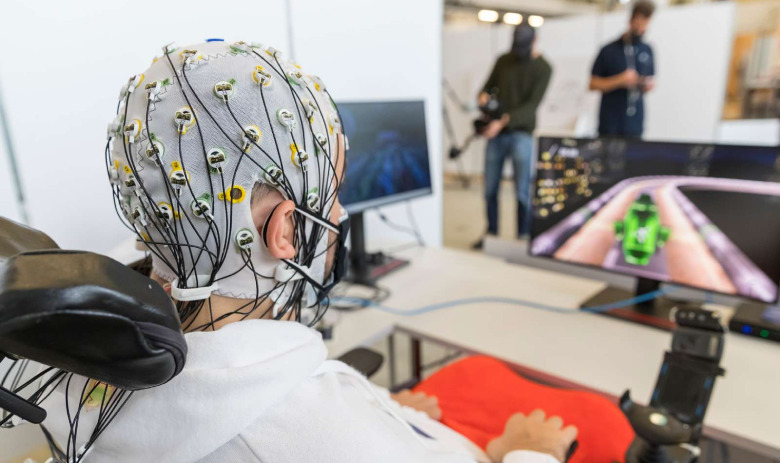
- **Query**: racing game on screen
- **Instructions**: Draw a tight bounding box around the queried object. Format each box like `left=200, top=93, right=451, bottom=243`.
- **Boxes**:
left=530, top=138, right=780, bottom=303
left=337, top=101, right=432, bottom=210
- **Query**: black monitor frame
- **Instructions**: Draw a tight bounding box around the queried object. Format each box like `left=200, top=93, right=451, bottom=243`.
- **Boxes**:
left=338, top=99, right=433, bottom=215
left=337, top=100, right=433, bottom=286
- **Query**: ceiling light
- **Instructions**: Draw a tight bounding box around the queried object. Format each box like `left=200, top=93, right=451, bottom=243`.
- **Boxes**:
left=503, top=12, right=523, bottom=25
left=528, top=15, right=544, bottom=27
left=478, top=9, right=499, bottom=23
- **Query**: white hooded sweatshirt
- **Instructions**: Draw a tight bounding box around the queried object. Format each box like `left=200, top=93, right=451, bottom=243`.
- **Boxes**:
left=41, top=320, right=556, bottom=463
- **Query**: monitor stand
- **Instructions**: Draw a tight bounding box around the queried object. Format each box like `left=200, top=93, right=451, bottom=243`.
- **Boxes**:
left=580, top=278, right=689, bottom=331
left=347, top=211, right=409, bottom=287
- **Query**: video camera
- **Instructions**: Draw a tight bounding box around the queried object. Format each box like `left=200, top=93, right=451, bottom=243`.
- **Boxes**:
left=447, top=90, right=502, bottom=162
left=472, top=90, right=503, bottom=136
left=619, top=307, right=726, bottom=463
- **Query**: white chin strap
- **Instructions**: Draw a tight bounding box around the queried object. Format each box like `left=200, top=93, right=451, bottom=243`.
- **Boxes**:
left=274, top=260, right=314, bottom=283
left=170, top=274, right=220, bottom=301
left=270, top=261, right=318, bottom=317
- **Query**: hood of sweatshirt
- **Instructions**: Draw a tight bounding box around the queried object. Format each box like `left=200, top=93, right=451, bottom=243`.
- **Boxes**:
left=41, top=319, right=327, bottom=463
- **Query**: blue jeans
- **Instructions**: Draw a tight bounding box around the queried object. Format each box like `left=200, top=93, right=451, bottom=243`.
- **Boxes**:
left=484, top=131, right=534, bottom=236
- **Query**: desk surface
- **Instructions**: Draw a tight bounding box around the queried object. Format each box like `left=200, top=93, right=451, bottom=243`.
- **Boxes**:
left=327, top=246, right=780, bottom=458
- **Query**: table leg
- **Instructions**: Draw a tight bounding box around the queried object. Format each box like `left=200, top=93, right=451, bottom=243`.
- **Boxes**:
left=411, top=337, right=422, bottom=383
left=387, top=332, right=396, bottom=388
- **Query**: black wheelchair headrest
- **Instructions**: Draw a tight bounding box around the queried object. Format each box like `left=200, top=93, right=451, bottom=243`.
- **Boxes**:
left=0, top=217, right=186, bottom=391
left=0, top=217, right=58, bottom=263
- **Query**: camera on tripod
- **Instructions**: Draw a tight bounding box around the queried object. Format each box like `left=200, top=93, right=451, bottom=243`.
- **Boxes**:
left=473, top=90, right=502, bottom=136
left=447, top=90, right=503, bottom=162
left=619, top=307, right=726, bottom=463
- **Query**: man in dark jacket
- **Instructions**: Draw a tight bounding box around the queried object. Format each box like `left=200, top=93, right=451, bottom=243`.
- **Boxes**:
left=474, top=23, right=552, bottom=249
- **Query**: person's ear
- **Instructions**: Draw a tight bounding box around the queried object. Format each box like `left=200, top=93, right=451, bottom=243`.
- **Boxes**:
left=262, top=199, right=296, bottom=259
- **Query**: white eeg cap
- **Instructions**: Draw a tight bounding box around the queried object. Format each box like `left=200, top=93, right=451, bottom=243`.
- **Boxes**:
left=108, top=40, right=343, bottom=300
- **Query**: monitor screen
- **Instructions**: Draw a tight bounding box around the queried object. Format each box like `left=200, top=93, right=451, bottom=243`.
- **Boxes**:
left=530, top=137, right=780, bottom=303
left=338, top=100, right=432, bottom=213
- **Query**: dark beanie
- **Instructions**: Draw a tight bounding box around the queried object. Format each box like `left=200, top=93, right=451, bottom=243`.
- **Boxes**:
left=511, top=23, right=535, bottom=59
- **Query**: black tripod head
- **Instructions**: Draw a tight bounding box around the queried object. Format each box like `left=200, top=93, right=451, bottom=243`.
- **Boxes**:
left=620, top=391, right=699, bottom=463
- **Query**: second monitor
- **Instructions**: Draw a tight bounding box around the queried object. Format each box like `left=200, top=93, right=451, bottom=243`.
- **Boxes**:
left=530, top=137, right=780, bottom=329
left=338, top=100, right=432, bottom=285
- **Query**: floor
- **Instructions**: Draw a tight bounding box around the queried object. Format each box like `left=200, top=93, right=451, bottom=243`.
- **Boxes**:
left=443, top=176, right=518, bottom=250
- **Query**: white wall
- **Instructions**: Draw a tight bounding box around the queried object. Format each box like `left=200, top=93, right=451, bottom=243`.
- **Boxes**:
left=717, top=118, right=780, bottom=145
left=0, top=1, right=289, bottom=253
left=444, top=2, right=737, bottom=175
left=0, top=0, right=441, bottom=253
left=0, top=87, right=22, bottom=222
left=641, top=3, right=735, bottom=142
left=290, top=0, right=443, bottom=248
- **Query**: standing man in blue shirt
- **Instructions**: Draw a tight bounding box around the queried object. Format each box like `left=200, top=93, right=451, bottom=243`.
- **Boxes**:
left=590, top=1, right=656, bottom=138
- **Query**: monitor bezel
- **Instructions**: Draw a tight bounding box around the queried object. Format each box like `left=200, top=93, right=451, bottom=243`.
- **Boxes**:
left=528, top=136, right=780, bottom=305
left=337, top=99, right=433, bottom=214
left=344, top=187, right=433, bottom=215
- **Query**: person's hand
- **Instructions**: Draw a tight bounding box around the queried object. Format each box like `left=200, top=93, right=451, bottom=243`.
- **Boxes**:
left=641, top=76, right=655, bottom=92
left=482, top=114, right=509, bottom=140
left=390, top=390, right=442, bottom=421
left=620, top=69, right=639, bottom=88
left=478, top=92, right=490, bottom=107
left=482, top=120, right=504, bottom=139
left=486, top=409, right=578, bottom=463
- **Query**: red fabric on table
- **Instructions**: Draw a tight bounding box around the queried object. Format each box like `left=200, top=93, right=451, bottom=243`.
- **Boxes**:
left=413, top=356, right=634, bottom=463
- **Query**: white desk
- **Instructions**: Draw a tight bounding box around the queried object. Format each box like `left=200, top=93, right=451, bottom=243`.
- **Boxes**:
left=326, top=246, right=780, bottom=459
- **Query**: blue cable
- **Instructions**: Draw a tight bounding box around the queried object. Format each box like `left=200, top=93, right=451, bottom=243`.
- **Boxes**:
left=329, top=286, right=677, bottom=317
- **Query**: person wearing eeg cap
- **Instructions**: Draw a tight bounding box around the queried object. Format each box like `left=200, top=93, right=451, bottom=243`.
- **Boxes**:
left=37, top=40, right=576, bottom=463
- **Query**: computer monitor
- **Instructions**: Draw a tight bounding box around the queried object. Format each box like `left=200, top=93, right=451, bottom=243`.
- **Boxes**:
left=530, top=137, right=780, bottom=329
left=339, top=100, right=432, bottom=212
left=338, top=100, right=432, bottom=284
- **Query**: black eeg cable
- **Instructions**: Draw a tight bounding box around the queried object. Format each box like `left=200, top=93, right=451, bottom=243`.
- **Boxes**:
left=165, top=51, right=239, bottom=287
left=143, top=95, right=189, bottom=277
left=248, top=51, right=338, bottom=280
left=176, top=129, right=219, bottom=286
left=117, top=91, right=182, bottom=273
left=173, top=53, right=294, bottom=199
left=166, top=93, right=221, bottom=285
left=118, top=94, right=199, bottom=282
left=254, top=50, right=335, bottom=202
left=252, top=49, right=340, bottom=293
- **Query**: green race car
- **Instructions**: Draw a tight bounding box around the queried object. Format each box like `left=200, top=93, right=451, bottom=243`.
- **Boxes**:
left=614, top=193, right=671, bottom=266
